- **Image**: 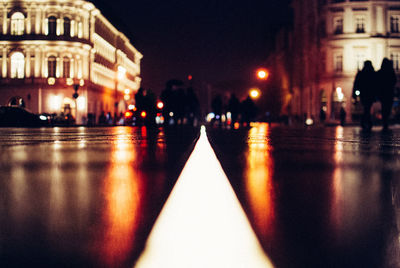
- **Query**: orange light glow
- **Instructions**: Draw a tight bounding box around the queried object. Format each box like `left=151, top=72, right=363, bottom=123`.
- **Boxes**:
left=245, top=123, right=275, bottom=239
left=141, top=111, right=147, bottom=118
left=257, top=68, right=269, bottom=80
left=125, top=111, right=133, bottom=118
left=331, top=126, right=344, bottom=234
left=99, top=127, right=142, bottom=267
left=234, top=122, right=240, bottom=129
left=157, top=101, right=164, bottom=109
left=249, top=88, right=261, bottom=99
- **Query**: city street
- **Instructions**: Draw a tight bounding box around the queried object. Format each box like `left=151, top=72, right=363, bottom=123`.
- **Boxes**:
left=1, top=124, right=400, bottom=267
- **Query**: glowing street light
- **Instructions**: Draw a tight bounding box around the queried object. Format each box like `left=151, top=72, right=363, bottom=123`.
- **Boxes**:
left=256, top=68, right=269, bottom=80
left=249, top=88, right=261, bottom=99
left=157, top=101, right=164, bottom=110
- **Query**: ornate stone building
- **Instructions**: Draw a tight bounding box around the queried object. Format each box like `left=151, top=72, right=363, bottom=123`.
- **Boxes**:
left=0, top=0, right=142, bottom=124
left=291, top=0, right=400, bottom=123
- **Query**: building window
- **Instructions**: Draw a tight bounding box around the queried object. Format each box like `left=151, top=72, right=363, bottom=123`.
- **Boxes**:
left=11, top=52, right=25, bottom=78
left=48, top=56, right=57, bottom=78
left=78, top=21, right=83, bottom=38
left=63, top=17, right=71, bottom=36
left=334, top=17, right=343, bottom=34
left=63, top=57, right=70, bottom=78
left=48, top=16, right=57, bottom=36
left=11, top=12, right=25, bottom=35
left=334, top=54, right=343, bottom=73
left=355, top=16, right=365, bottom=33
left=391, top=16, right=400, bottom=33
left=391, top=53, right=400, bottom=71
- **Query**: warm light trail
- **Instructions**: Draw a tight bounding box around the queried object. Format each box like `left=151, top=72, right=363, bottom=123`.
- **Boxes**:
left=135, top=126, right=273, bottom=268
left=99, top=127, right=142, bottom=267
left=246, top=123, right=275, bottom=238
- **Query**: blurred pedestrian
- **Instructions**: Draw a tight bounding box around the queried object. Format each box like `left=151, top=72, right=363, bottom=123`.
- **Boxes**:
left=340, top=106, right=346, bottom=126
left=319, top=107, right=326, bottom=124
left=160, top=85, right=173, bottom=126
left=376, top=58, right=397, bottom=130
left=352, top=60, right=376, bottom=131
left=227, top=94, right=240, bottom=124
left=211, top=94, right=223, bottom=126
left=241, top=96, right=257, bottom=125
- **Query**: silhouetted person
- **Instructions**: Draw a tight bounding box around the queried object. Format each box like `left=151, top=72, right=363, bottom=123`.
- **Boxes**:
left=143, top=89, right=157, bottom=126
left=377, top=58, right=397, bottom=130
left=319, top=107, right=326, bottom=123
left=353, top=60, right=376, bottom=131
left=340, top=106, right=346, bottom=126
left=227, top=94, right=240, bottom=124
left=135, top=88, right=157, bottom=126
left=99, top=111, right=106, bottom=125
left=211, top=94, right=223, bottom=125
left=160, top=80, right=184, bottom=126
left=135, top=88, right=147, bottom=112
left=160, top=86, right=173, bottom=125
left=241, top=96, right=257, bottom=125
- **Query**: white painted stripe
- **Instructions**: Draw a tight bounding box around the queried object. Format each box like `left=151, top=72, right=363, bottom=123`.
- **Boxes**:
left=135, top=126, right=274, bottom=268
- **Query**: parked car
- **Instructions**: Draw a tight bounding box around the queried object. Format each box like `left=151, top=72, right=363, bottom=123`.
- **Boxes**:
left=124, top=107, right=147, bottom=126
left=0, top=106, right=49, bottom=127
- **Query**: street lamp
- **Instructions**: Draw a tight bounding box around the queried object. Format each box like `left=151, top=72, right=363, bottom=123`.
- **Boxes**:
left=157, top=101, right=164, bottom=110
left=256, top=68, right=269, bottom=80
left=249, top=88, right=261, bottom=100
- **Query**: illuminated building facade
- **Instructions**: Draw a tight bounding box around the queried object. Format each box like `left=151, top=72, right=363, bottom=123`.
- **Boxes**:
left=291, top=0, right=400, bottom=122
left=0, top=0, right=142, bottom=124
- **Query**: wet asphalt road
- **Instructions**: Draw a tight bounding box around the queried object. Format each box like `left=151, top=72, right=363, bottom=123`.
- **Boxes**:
left=209, top=124, right=400, bottom=268
left=1, top=124, right=400, bottom=267
left=0, top=126, right=198, bottom=267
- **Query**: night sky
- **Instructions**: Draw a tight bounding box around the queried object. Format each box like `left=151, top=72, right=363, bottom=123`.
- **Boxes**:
left=92, top=0, right=292, bottom=95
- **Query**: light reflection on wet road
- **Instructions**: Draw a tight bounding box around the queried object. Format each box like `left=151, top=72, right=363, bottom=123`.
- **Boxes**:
left=0, top=126, right=198, bottom=267
left=1, top=124, right=400, bottom=267
left=209, top=124, right=400, bottom=268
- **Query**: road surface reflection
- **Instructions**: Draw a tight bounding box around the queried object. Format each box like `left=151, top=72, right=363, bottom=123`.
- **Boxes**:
left=209, top=123, right=400, bottom=268
left=97, top=127, right=142, bottom=266
left=0, top=126, right=197, bottom=267
left=245, top=124, right=276, bottom=240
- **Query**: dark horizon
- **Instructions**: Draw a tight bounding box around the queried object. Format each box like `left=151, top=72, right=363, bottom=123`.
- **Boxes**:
left=91, top=0, right=292, bottom=95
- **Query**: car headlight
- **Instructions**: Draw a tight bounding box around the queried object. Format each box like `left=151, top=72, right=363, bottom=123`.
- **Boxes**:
left=39, top=115, right=48, bottom=121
